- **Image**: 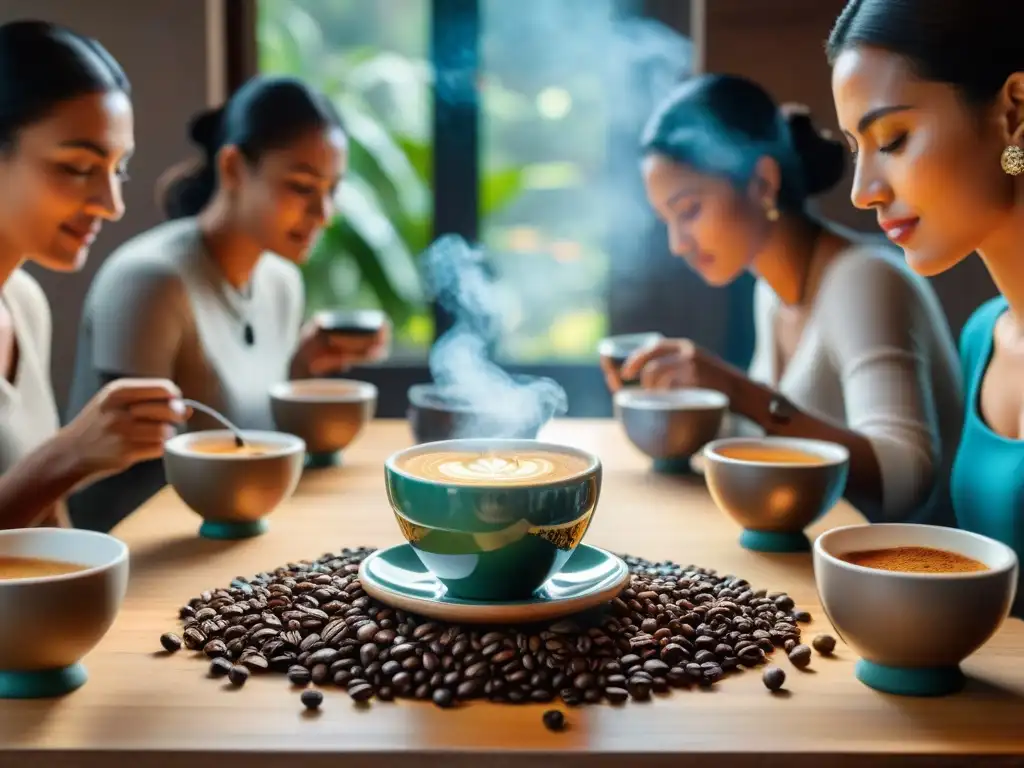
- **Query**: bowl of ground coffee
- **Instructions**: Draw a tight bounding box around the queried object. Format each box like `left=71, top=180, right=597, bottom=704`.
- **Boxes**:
left=814, top=523, right=1017, bottom=697
left=0, top=528, right=128, bottom=698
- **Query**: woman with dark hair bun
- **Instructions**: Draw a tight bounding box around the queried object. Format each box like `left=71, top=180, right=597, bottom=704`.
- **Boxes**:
left=829, top=0, right=1024, bottom=607
left=66, top=75, right=389, bottom=532
left=0, top=20, right=185, bottom=529
left=605, top=73, right=962, bottom=528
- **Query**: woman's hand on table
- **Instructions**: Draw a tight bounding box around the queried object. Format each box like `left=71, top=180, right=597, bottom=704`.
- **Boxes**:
left=289, top=318, right=391, bottom=379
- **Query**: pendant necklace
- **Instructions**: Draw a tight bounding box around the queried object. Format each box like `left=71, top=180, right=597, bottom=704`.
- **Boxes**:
left=239, top=283, right=255, bottom=346
left=198, top=232, right=256, bottom=346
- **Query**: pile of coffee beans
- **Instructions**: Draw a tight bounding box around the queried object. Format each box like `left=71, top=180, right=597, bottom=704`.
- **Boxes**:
left=160, top=548, right=822, bottom=707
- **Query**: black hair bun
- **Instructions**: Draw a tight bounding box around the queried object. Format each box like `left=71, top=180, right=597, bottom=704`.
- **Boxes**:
left=188, top=106, right=224, bottom=151
left=782, top=103, right=846, bottom=196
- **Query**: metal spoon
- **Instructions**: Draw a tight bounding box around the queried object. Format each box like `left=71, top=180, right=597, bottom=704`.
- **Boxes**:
left=180, top=399, right=246, bottom=448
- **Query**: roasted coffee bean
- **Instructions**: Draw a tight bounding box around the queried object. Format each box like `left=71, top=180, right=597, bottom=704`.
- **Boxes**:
left=812, top=634, right=837, bottom=655
left=606, top=686, right=629, bottom=703
left=788, top=644, right=812, bottom=669
left=356, top=622, right=379, bottom=643
left=783, top=638, right=798, bottom=653
left=182, top=627, right=206, bottom=651
left=311, top=664, right=329, bottom=685
left=660, top=643, right=686, bottom=665
left=209, top=657, right=232, bottom=677
left=160, top=633, right=182, bottom=653
left=168, top=549, right=809, bottom=706
left=643, top=659, right=669, bottom=676
left=762, top=666, right=785, bottom=691
left=774, top=595, right=795, bottom=612
left=542, top=709, right=566, bottom=731
left=432, top=688, right=454, bottom=708
left=228, top=665, right=249, bottom=686
left=792, top=609, right=812, bottom=623
left=288, top=665, right=312, bottom=686
left=301, top=689, right=323, bottom=710
left=666, top=667, right=689, bottom=687
left=349, top=682, right=374, bottom=702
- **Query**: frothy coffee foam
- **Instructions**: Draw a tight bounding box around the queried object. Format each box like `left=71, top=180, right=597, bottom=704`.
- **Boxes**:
left=396, top=449, right=590, bottom=486
left=437, top=455, right=555, bottom=482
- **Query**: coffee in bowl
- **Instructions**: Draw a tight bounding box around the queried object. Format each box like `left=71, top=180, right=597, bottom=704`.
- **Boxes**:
left=702, top=436, right=850, bottom=552
left=814, top=523, right=1017, bottom=697
left=0, top=556, right=88, bottom=580
left=712, top=443, right=830, bottom=465
left=840, top=546, right=988, bottom=574
left=185, top=442, right=274, bottom=457
left=394, top=449, right=591, bottom=486
left=0, top=528, right=129, bottom=698
left=385, top=439, right=602, bottom=601
left=164, top=430, right=305, bottom=539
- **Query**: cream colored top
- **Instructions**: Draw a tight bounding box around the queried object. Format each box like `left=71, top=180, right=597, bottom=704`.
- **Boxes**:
left=0, top=269, right=65, bottom=526
left=66, top=217, right=304, bottom=531
left=739, top=245, right=962, bottom=526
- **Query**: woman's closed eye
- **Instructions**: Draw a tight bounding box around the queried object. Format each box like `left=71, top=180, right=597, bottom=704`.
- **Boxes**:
left=57, top=162, right=130, bottom=182
left=879, top=132, right=908, bottom=154
left=673, top=200, right=701, bottom=222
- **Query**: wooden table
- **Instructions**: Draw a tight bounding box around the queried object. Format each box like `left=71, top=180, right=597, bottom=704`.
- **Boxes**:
left=2, top=419, right=1024, bottom=768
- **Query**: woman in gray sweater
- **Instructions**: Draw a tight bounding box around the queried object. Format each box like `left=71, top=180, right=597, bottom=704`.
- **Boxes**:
left=606, top=74, right=963, bottom=528
left=67, top=75, right=387, bottom=531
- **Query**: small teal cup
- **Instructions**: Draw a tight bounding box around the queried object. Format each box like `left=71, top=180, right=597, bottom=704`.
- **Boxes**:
left=384, top=438, right=602, bottom=601
left=614, top=388, right=729, bottom=475
left=703, top=436, right=850, bottom=552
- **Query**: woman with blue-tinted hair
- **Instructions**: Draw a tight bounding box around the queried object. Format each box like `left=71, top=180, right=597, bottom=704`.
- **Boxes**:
left=603, top=73, right=963, bottom=527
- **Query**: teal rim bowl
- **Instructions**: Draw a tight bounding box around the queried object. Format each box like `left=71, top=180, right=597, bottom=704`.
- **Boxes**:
left=703, top=436, right=850, bottom=552
left=384, top=438, right=602, bottom=602
left=814, top=523, right=1017, bottom=696
left=0, top=528, right=129, bottom=698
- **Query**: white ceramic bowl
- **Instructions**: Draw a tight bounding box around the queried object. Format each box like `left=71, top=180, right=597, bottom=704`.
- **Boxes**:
left=614, top=388, right=728, bottom=473
left=163, top=429, right=306, bottom=540
left=0, top=528, right=129, bottom=698
left=269, top=378, right=377, bottom=467
left=814, top=523, right=1018, bottom=696
left=702, top=436, right=850, bottom=552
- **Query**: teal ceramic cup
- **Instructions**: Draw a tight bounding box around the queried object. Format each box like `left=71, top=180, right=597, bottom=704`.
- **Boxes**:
left=384, top=438, right=602, bottom=601
left=703, top=436, right=850, bottom=552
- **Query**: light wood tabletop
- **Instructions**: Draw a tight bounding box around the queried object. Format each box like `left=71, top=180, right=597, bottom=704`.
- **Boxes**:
left=1, top=419, right=1023, bottom=768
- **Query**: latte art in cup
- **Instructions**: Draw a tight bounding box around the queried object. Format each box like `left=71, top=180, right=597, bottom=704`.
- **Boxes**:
left=439, top=455, right=556, bottom=482
left=396, top=449, right=591, bottom=486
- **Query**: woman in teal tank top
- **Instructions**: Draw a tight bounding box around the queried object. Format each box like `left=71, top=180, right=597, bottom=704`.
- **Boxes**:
left=828, top=0, right=1024, bottom=612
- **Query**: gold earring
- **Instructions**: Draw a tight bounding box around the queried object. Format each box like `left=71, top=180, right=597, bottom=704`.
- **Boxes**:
left=765, top=202, right=780, bottom=222
left=1001, top=145, right=1024, bottom=176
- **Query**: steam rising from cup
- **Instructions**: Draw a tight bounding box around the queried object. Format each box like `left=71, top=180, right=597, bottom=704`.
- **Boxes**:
left=412, top=235, right=568, bottom=440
